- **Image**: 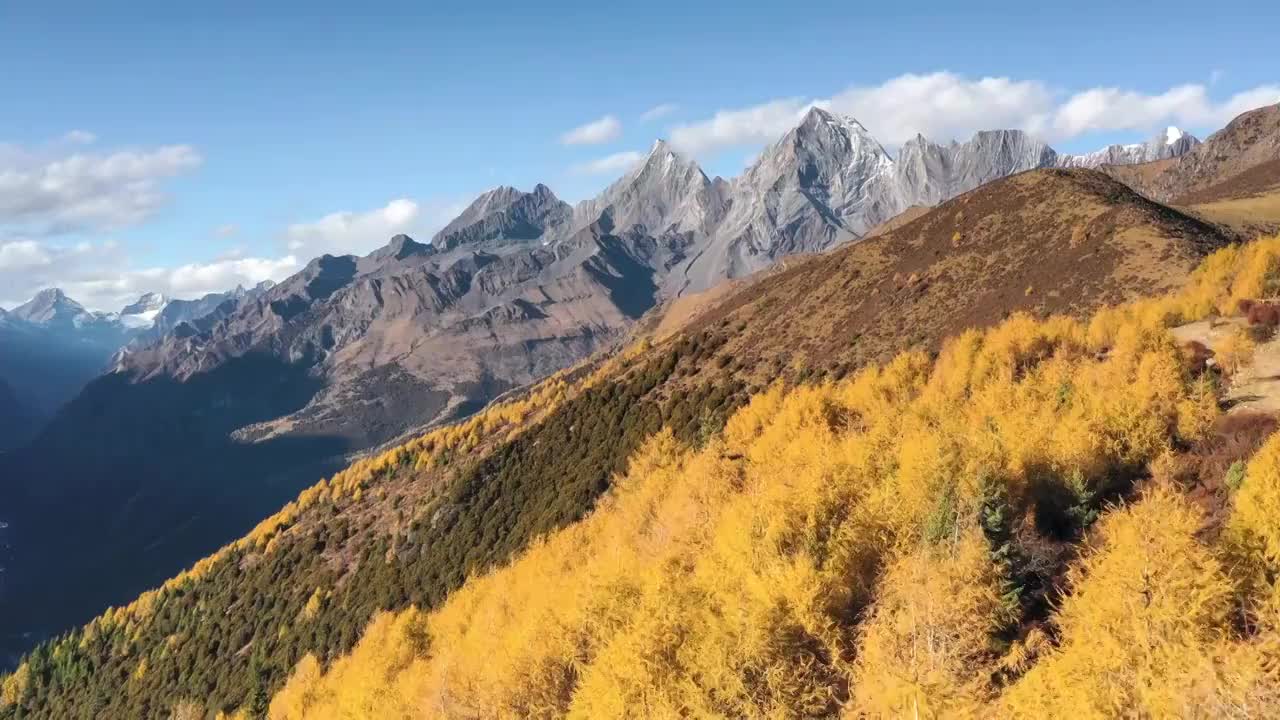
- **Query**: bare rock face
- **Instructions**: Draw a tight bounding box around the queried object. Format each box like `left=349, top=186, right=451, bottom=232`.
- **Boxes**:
left=109, top=184, right=658, bottom=448
left=567, top=140, right=724, bottom=241
left=896, top=129, right=1059, bottom=207
left=1058, top=127, right=1201, bottom=169
left=432, top=183, right=571, bottom=250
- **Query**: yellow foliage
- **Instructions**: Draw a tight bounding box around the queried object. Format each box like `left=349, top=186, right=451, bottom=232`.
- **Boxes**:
left=851, top=530, right=1004, bottom=718
left=0, top=662, right=29, bottom=707
left=266, top=235, right=1266, bottom=716
left=302, top=587, right=325, bottom=621
left=1216, top=325, right=1257, bottom=376
left=1002, top=485, right=1268, bottom=718
left=132, top=656, right=148, bottom=682
left=269, top=609, right=431, bottom=720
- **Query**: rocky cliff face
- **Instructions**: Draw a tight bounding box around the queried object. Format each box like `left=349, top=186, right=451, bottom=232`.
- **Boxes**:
left=896, top=129, right=1059, bottom=207
left=432, top=183, right=571, bottom=250
left=1058, top=126, right=1200, bottom=169
left=657, top=110, right=1200, bottom=295
left=567, top=140, right=727, bottom=240
left=110, top=184, right=663, bottom=448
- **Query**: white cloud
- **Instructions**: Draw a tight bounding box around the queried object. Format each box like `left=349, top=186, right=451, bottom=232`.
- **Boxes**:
left=669, top=97, right=812, bottom=156
left=827, top=73, right=1055, bottom=146
left=0, top=239, right=53, bottom=271
left=0, top=193, right=471, bottom=310
left=0, top=139, right=202, bottom=234
left=285, top=198, right=422, bottom=257
left=668, top=72, right=1280, bottom=156
left=1049, top=84, right=1280, bottom=138
left=63, top=130, right=97, bottom=145
left=165, top=255, right=299, bottom=297
left=570, top=151, right=644, bottom=176
left=639, top=103, right=678, bottom=122
left=0, top=237, right=301, bottom=311
left=560, top=115, right=622, bottom=145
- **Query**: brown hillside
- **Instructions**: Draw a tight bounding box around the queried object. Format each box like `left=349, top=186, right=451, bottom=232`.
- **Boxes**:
left=1180, top=155, right=1280, bottom=238
left=1105, top=103, right=1280, bottom=204
left=863, top=204, right=930, bottom=237
left=677, top=167, right=1233, bottom=387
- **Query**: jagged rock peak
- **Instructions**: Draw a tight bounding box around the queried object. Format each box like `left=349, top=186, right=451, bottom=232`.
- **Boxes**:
left=120, top=292, right=168, bottom=315
left=432, top=183, right=572, bottom=251
left=798, top=106, right=870, bottom=135
left=368, top=234, right=431, bottom=262
left=1057, top=127, right=1201, bottom=168
left=12, top=288, right=88, bottom=324
left=632, top=138, right=705, bottom=180
left=565, top=135, right=713, bottom=242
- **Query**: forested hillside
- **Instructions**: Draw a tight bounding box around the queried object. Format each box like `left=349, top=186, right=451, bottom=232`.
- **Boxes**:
left=266, top=235, right=1280, bottom=717
left=0, top=169, right=1244, bottom=719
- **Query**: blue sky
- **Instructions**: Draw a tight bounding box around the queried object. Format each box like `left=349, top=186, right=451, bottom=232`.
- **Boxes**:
left=1, top=0, right=1277, bottom=308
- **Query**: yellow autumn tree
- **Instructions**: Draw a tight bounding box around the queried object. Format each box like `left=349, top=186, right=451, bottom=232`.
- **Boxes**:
left=1002, top=485, right=1241, bottom=718
left=851, top=530, right=1006, bottom=718
left=260, top=235, right=1280, bottom=719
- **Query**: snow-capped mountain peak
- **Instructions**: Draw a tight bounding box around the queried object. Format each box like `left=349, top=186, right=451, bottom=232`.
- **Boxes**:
left=11, top=288, right=90, bottom=325
left=119, top=292, right=170, bottom=329
left=1166, top=126, right=1185, bottom=145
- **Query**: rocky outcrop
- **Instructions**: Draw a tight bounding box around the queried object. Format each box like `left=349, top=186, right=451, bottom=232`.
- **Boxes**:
left=432, top=184, right=571, bottom=250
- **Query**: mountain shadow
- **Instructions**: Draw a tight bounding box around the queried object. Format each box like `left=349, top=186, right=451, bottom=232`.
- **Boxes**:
left=0, top=353, right=350, bottom=663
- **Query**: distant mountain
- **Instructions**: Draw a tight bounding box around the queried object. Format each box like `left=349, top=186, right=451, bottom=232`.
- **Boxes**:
left=582, top=109, right=1200, bottom=295
left=1058, top=126, right=1200, bottom=168
left=0, top=286, right=268, bottom=441
left=122, top=281, right=276, bottom=347
left=1108, top=103, right=1280, bottom=203
left=0, top=290, right=138, bottom=421
left=689, top=110, right=891, bottom=288
left=433, top=183, right=571, bottom=250
left=894, top=127, right=1059, bottom=207
left=565, top=139, right=727, bottom=243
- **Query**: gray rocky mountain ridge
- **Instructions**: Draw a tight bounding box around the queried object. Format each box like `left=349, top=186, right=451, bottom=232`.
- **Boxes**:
left=535, top=108, right=1200, bottom=295
left=100, top=107, right=1205, bottom=449
left=0, top=105, right=1240, bottom=666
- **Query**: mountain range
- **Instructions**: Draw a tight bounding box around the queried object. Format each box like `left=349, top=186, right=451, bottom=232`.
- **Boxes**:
left=0, top=283, right=277, bottom=450
left=75, top=111, right=1208, bottom=457
left=2, top=124, right=1266, bottom=716
left=5, top=102, right=1274, bottom=680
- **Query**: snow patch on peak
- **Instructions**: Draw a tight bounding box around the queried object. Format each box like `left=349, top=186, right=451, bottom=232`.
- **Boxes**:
left=119, top=292, right=170, bottom=328
left=1165, top=126, right=1185, bottom=145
